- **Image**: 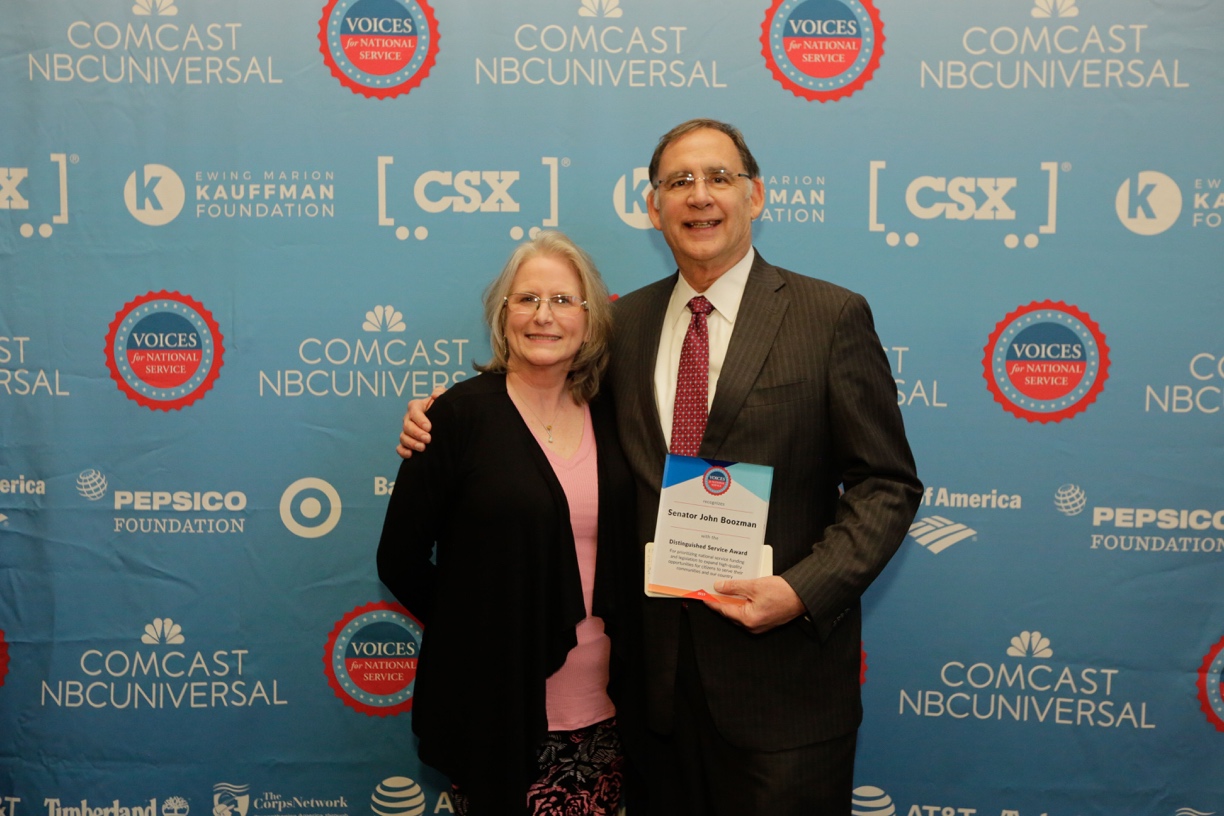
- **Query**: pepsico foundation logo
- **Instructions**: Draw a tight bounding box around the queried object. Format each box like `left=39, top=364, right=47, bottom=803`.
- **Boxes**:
left=318, top=0, right=439, bottom=99
left=324, top=601, right=422, bottom=716
left=982, top=300, right=1109, bottom=423
left=760, top=0, right=884, bottom=102
left=105, top=291, right=224, bottom=411
left=1198, top=633, right=1224, bottom=732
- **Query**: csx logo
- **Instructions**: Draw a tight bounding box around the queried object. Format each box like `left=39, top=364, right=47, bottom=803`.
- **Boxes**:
left=414, top=171, right=520, bottom=213
left=906, top=176, right=1017, bottom=220
left=0, top=168, right=30, bottom=209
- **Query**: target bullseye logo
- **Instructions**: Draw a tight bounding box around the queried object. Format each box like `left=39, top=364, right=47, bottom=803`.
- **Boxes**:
left=280, top=477, right=342, bottom=538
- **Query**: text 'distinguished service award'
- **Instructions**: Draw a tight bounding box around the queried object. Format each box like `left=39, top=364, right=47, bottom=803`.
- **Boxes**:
left=646, top=454, right=773, bottom=604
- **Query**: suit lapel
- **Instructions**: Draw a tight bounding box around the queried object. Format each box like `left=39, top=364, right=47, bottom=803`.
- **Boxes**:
left=631, top=279, right=674, bottom=467
left=700, top=255, right=788, bottom=458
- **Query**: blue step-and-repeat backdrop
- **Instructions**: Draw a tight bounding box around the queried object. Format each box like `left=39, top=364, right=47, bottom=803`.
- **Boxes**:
left=2, top=0, right=1222, bottom=814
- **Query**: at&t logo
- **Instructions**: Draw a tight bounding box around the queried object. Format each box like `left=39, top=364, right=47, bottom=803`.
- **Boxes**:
left=125, top=164, right=186, bottom=226
left=280, top=478, right=342, bottom=538
left=371, top=777, right=427, bottom=816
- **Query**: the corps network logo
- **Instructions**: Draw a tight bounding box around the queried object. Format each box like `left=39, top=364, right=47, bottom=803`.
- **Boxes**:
left=0, top=334, right=71, bottom=397
left=280, top=478, right=342, bottom=538
left=761, top=0, right=884, bottom=102
left=215, top=781, right=348, bottom=816
left=258, top=306, right=470, bottom=399
left=318, top=0, right=439, bottom=99
left=900, top=630, right=1156, bottom=730
left=474, top=0, right=726, bottom=90
left=371, top=777, right=432, bottom=816
left=213, top=783, right=250, bottom=816
left=869, top=160, right=1063, bottom=249
left=1, top=153, right=71, bottom=239
left=126, top=163, right=336, bottom=225
left=983, top=301, right=1109, bottom=423
left=1198, top=633, right=1224, bottom=732
left=851, top=784, right=1057, bottom=816
left=40, top=617, right=286, bottom=711
left=376, top=155, right=563, bottom=242
left=324, top=602, right=422, bottom=717
left=28, top=0, right=282, bottom=87
left=105, top=291, right=224, bottom=411
left=918, top=0, right=1190, bottom=91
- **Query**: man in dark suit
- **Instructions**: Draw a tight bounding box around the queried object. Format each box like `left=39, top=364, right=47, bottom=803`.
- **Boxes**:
left=400, top=119, right=921, bottom=814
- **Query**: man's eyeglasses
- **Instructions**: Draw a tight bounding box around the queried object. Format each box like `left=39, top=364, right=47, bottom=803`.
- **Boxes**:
left=653, top=170, right=752, bottom=194
left=503, top=292, right=588, bottom=314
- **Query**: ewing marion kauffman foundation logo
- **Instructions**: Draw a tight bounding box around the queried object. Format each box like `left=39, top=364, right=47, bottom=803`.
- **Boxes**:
left=105, top=291, right=224, bottom=411
left=760, top=0, right=884, bottom=102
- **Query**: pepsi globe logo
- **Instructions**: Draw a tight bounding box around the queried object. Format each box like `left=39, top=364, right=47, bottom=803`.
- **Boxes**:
left=761, top=0, right=884, bottom=102
left=105, top=291, right=224, bottom=411
left=319, top=0, right=439, bottom=99
left=983, top=301, right=1109, bottom=423
left=325, top=602, right=422, bottom=717
left=703, top=466, right=732, bottom=496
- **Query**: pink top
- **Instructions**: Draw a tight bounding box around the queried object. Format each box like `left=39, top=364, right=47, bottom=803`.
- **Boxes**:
left=537, top=404, right=615, bottom=731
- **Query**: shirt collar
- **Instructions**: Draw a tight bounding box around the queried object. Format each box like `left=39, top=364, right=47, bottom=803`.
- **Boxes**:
left=668, top=247, right=755, bottom=325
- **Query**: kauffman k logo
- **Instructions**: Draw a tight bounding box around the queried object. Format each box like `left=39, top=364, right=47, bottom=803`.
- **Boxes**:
left=1116, top=171, right=1182, bottom=236
left=125, top=164, right=186, bottom=226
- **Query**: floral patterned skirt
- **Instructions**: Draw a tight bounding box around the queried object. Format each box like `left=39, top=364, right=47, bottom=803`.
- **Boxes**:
left=451, top=717, right=624, bottom=816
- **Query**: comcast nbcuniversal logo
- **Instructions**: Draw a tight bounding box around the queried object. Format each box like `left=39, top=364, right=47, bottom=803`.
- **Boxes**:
left=280, top=478, right=342, bottom=538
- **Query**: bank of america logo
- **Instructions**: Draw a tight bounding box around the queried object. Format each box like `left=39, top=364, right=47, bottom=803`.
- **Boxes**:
left=908, top=515, right=977, bottom=553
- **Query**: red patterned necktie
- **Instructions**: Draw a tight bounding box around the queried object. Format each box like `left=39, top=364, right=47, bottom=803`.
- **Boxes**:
left=670, top=295, right=714, bottom=457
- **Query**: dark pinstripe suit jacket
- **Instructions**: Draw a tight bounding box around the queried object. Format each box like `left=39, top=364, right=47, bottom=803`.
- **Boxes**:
left=607, top=250, right=922, bottom=752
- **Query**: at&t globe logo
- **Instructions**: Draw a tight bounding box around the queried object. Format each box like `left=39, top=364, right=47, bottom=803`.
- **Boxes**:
left=280, top=478, right=342, bottom=538
left=371, top=777, right=426, bottom=816
left=851, top=786, right=896, bottom=816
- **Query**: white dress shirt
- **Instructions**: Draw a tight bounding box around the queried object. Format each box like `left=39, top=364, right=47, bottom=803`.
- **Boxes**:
left=654, top=248, right=755, bottom=448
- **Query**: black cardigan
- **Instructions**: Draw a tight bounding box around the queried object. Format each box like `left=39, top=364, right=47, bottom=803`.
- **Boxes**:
left=376, top=373, right=637, bottom=814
